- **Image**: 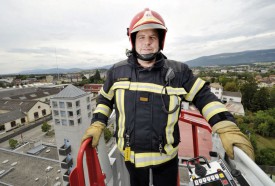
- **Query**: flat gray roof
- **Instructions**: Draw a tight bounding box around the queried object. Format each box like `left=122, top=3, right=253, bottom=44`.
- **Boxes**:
left=0, top=149, right=62, bottom=186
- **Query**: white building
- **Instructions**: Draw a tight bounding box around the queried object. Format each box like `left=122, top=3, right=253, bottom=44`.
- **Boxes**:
left=0, top=100, right=51, bottom=133
left=50, top=84, right=96, bottom=184
left=221, top=91, right=242, bottom=103
left=209, top=83, right=223, bottom=100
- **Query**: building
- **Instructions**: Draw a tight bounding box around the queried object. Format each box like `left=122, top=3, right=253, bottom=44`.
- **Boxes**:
left=209, top=83, right=223, bottom=100
left=83, top=84, right=103, bottom=96
left=221, top=91, right=242, bottom=103
left=0, top=100, right=51, bottom=133
left=50, top=84, right=97, bottom=184
left=1, top=87, right=61, bottom=103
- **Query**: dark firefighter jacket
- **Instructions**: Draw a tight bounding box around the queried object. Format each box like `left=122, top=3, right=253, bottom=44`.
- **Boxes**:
left=92, top=53, right=235, bottom=168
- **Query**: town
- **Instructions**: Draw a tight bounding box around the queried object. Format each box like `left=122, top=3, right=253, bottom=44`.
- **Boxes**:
left=0, top=61, right=274, bottom=185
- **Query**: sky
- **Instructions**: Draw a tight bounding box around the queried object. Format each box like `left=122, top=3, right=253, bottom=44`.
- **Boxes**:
left=1, top=0, right=275, bottom=75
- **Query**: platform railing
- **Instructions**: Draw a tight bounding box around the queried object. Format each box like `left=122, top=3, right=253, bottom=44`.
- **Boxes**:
left=69, top=138, right=106, bottom=186
left=179, top=110, right=212, bottom=158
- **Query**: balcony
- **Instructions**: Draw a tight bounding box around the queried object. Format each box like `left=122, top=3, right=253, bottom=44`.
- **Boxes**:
left=61, top=157, right=73, bottom=169
left=59, top=144, right=71, bottom=156
left=63, top=170, right=70, bottom=182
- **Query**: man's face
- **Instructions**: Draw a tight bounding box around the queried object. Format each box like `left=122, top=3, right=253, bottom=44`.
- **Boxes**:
left=135, top=29, right=159, bottom=55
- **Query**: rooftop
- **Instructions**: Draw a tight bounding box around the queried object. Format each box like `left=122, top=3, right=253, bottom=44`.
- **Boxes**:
left=0, top=148, right=62, bottom=186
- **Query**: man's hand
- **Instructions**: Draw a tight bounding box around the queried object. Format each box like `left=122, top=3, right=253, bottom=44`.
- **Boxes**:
left=81, top=121, right=105, bottom=147
left=212, top=121, right=255, bottom=160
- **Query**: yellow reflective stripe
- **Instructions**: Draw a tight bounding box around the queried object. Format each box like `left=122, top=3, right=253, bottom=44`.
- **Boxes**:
left=116, top=89, right=126, bottom=151
left=112, top=81, right=186, bottom=95
left=166, top=87, right=187, bottom=95
left=202, top=101, right=228, bottom=121
left=93, top=104, right=111, bottom=117
left=113, top=81, right=131, bottom=89
left=129, top=82, right=163, bottom=94
left=185, top=78, right=205, bottom=101
left=99, top=87, right=114, bottom=100
left=165, top=95, right=180, bottom=155
left=134, top=146, right=178, bottom=167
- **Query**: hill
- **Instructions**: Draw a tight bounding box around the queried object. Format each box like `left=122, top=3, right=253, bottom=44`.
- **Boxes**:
left=18, top=68, right=84, bottom=75
left=184, top=48, right=275, bottom=67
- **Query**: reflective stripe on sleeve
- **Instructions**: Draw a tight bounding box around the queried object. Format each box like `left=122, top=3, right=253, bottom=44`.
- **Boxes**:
left=99, top=87, right=114, bottom=100
left=184, top=78, right=205, bottom=101
left=93, top=104, right=112, bottom=117
left=202, top=101, right=228, bottom=121
left=164, top=95, right=180, bottom=155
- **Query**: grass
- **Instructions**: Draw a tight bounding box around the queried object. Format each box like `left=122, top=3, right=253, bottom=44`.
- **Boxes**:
left=255, top=134, right=275, bottom=150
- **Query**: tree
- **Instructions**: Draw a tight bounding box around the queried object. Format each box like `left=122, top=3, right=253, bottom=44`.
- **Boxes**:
left=224, top=81, right=239, bottom=91
left=256, top=148, right=275, bottom=166
left=240, top=80, right=257, bottom=110
left=251, top=87, right=270, bottom=112
left=9, top=139, right=18, bottom=149
left=270, top=87, right=275, bottom=108
left=41, top=122, right=51, bottom=133
left=94, top=69, right=101, bottom=81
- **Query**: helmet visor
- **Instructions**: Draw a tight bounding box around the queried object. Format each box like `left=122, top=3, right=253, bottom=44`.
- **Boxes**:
left=131, top=23, right=167, bottom=34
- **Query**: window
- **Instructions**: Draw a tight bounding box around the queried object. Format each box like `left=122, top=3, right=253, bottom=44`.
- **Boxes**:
left=11, top=121, right=16, bottom=127
left=69, top=120, right=74, bottom=126
left=61, top=111, right=66, bottom=117
left=42, top=109, right=46, bottom=116
left=61, top=119, right=67, bottom=126
left=87, top=104, right=91, bottom=110
left=34, top=112, right=39, bottom=119
left=21, top=118, right=26, bottom=123
left=0, top=125, right=5, bottom=131
left=86, top=97, right=90, bottom=102
left=59, top=101, right=65, bottom=108
left=77, top=109, right=81, bottom=116
left=88, top=112, right=91, bottom=118
left=67, top=102, right=73, bottom=108
left=55, top=119, right=60, bottom=125
left=78, top=118, right=82, bottom=124
left=68, top=111, right=73, bottom=117
left=52, top=101, right=58, bottom=108
left=76, top=100, right=80, bottom=107
left=54, top=110, right=59, bottom=116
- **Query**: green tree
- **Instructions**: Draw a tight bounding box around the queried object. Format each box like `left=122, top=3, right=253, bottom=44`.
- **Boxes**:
left=255, top=148, right=275, bottom=166
left=224, top=81, right=239, bottom=91
left=240, top=80, right=257, bottom=110
left=41, top=122, right=51, bottom=133
left=94, top=69, right=101, bottom=81
left=270, top=87, right=275, bottom=108
left=9, top=139, right=18, bottom=149
left=251, top=87, right=270, bottom=112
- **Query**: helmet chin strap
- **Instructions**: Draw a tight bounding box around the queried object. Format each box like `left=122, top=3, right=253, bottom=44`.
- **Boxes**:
left=135, top=50, right=160, bottom=62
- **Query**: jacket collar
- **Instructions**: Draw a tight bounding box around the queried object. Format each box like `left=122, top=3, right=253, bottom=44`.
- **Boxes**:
left=127, top=52, right=167, bottom=70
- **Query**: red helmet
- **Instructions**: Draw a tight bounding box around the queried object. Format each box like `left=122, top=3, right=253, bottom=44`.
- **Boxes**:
left=127, top=8, right=167, bottom=50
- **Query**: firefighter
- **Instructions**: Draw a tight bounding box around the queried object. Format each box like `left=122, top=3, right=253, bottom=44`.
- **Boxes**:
left=82, top=8, right=254, bottom=186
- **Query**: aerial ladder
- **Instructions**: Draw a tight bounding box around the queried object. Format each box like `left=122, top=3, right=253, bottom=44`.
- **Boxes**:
left=69, top=110, right=274, bottom=186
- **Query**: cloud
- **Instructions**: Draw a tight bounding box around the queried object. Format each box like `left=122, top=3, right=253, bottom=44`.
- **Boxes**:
left=0, top=0, right=275, bottom=74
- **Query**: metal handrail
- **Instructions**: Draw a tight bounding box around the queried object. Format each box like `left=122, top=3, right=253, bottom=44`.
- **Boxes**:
left=179, top=110, right=212, bottom=158
left=69, top=138, right=106, bottom=186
